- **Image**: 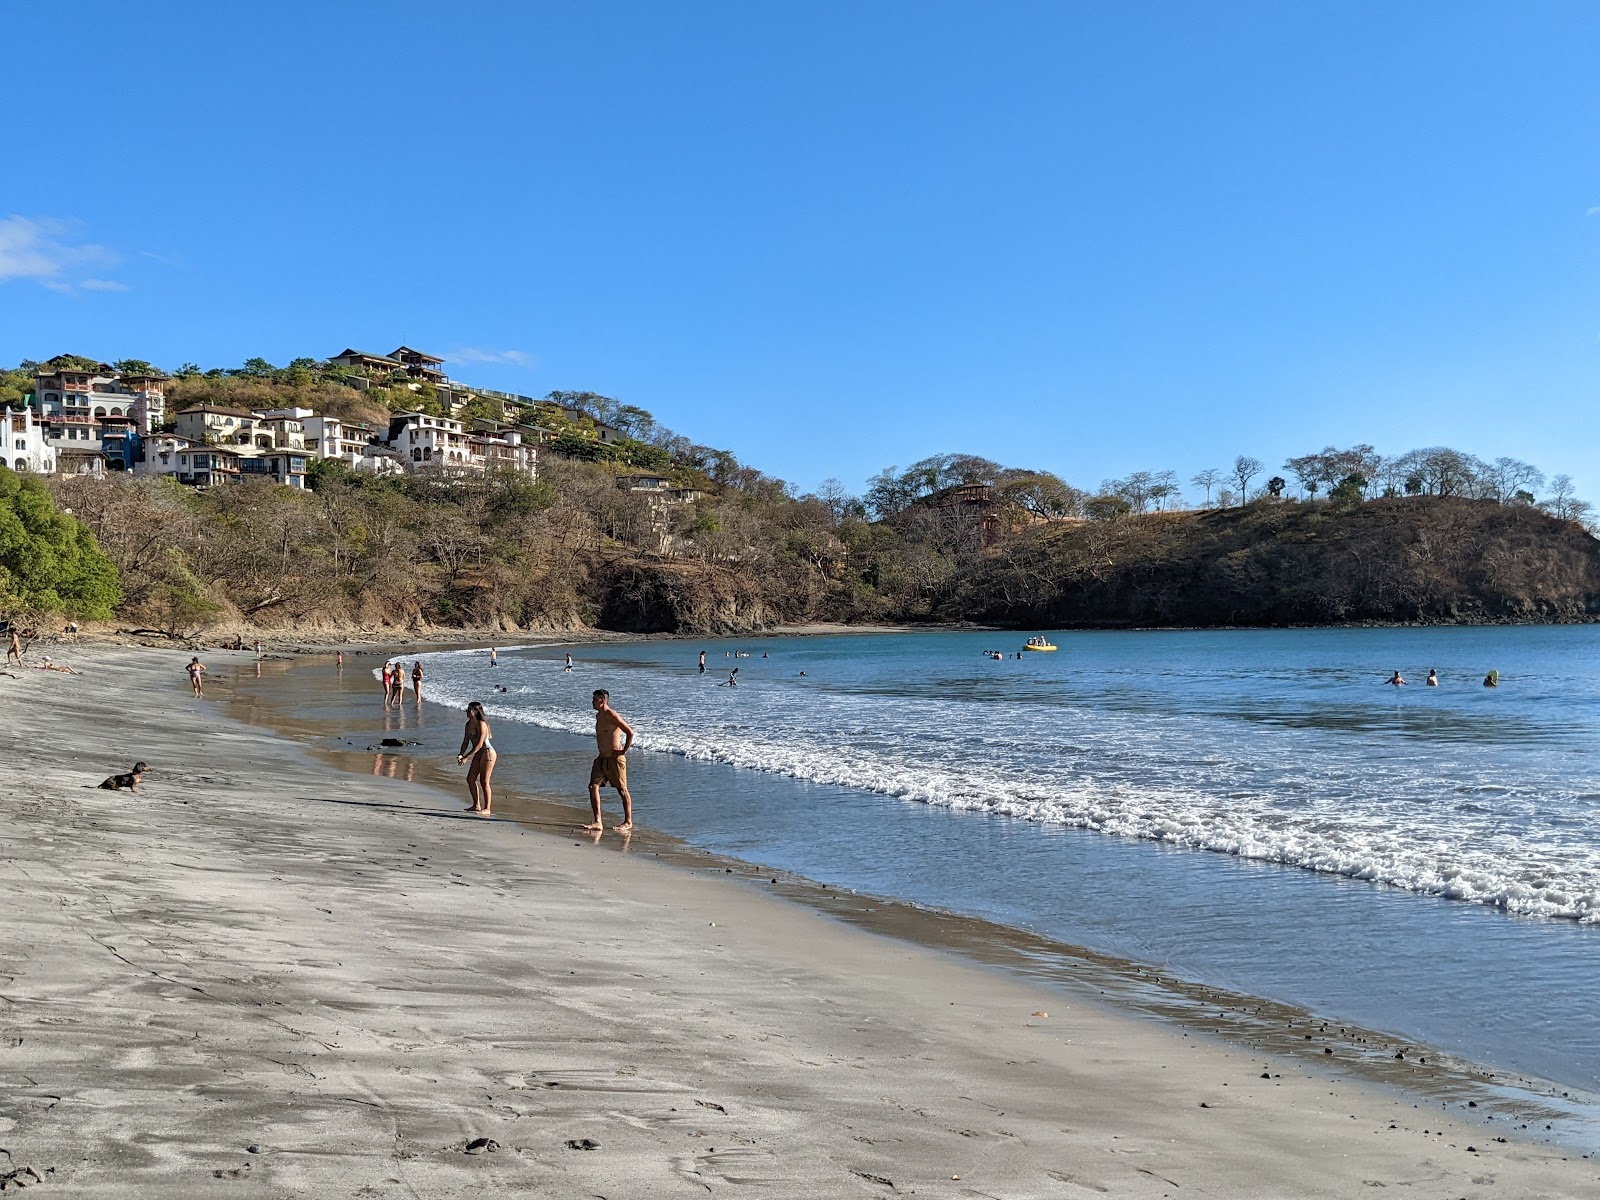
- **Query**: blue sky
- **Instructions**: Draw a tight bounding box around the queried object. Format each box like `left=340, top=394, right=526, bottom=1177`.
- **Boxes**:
left=3, top=1, right=1597, bottom=500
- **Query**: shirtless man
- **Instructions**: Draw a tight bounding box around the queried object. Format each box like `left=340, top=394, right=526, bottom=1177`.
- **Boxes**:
left=586, top=689, right=635, bottom=833
left=6, top=628, right=23, bottom=666
left=187, top=656, right=207, bottom=696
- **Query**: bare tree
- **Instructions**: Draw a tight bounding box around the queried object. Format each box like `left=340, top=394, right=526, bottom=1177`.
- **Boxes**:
left=1231, top=456, right=1263, bottom=504
left=1190, top=468, right=1222, bottom=507
left=1480, top=457, right=1545, bottom=505
left=1150, top=469, right=1181, bottom=511
left=816, top=477, right=860, bottom=526
left=1541, top=474, right=1593, bottom=521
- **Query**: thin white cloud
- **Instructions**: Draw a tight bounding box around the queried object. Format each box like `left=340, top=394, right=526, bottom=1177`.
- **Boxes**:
left=1588, top=205, right=1600, bottom=217
left=449, top=346, right=536, bottom=369
left=0, top=215, right=123, bottom=292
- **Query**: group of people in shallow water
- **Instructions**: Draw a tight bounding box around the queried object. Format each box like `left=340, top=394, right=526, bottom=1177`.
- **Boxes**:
left=380, top=659, right=425, bottom=707
left=1386, top=668, right=1500, bottom=688
left=381, top=647, right=636, bottom=835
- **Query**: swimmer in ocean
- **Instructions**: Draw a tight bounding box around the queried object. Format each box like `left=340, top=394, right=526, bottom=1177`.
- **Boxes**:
left=1426, top=669, right=1438, bottom=687
left=1386, top=670, right=1406, bottom=686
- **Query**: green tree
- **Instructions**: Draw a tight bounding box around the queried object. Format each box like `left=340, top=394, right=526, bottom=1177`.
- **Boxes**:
left=154, top=547, right=221, bottom=635
left=0, top=469, right=122, bottom=618
left=1329, top=473, right=1367, bottom=510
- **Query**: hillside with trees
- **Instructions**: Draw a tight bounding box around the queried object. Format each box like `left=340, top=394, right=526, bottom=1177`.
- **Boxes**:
left=4, top=354, right=1598, bottom=633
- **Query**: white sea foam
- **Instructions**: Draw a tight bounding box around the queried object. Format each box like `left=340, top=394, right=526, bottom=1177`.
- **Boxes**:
left=419, top=648, right=1600, bottom=924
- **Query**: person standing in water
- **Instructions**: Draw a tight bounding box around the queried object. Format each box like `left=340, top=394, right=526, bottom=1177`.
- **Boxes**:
left=489, top=647, right=498, bottom=668
left=565, top=652, right=574, bottom=673
left=457, top=700, right=496, bottom=815
left=411, top=660, right=424, bottom=703
left=1426, top=669, right=1438, bottom=687
left=1385, top=670, right=1406, bottom=686
left=186, top=656, right=207, bottom=696
left=698, top=650, right=706, bottom=674
left=586, top=689, right=635, bottom=833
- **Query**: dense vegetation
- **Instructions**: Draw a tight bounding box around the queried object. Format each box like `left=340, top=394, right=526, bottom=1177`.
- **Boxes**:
left=0, top=472, right=120, bottom=620
left=4, top=355, right=1598, bottom=632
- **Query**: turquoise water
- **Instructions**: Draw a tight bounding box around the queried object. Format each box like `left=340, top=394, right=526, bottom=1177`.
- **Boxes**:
left=407, top=626, right=1599, bottom=1091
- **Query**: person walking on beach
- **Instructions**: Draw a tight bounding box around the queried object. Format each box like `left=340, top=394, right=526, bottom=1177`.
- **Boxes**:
left=6, top=628, right=23, bottom=666
left=186, top=656, right=207, bottom=696
left=587, top=689, right=635, bottom=833
left=457, top=700, right=497, bottom=816
left=411, top=660, right=424, bottom=703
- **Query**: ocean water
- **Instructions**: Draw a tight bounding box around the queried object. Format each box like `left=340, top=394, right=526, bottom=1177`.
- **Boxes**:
left=406, top=627, right=1600, bottom=1091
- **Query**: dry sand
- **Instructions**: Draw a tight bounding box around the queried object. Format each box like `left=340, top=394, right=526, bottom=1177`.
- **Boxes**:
left=2, top=646, right=1596, bottom=1197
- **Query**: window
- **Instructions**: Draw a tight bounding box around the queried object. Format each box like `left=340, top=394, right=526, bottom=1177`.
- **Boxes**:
left=412, top=448, right=422, bottom=462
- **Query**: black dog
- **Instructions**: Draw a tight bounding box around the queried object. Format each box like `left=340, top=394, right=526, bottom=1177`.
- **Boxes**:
left=99, top=762, right=150, bottom=791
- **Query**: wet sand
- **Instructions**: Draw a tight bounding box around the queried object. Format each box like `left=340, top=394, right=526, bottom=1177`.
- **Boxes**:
left=2, top=646, right=1596, bottom=1197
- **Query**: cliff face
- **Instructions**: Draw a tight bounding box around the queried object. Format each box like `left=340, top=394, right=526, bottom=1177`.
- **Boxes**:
left=940, top=498, right=1600, bottom=628
left=593, top=562, right=785, bottom=634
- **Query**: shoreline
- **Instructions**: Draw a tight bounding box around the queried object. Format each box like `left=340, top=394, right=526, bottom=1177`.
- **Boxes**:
left=225, top=646, right=1600, bottom=1126
left=53, top=608, right=1600, bottom=665
left=4, top=645, right=1598, bottom=1195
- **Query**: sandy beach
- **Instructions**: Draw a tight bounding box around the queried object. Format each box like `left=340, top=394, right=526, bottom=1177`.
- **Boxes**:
left=2, top=647, right=1596, bottom=1197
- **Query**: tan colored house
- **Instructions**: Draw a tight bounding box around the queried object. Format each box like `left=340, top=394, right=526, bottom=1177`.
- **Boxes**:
left=173, top=406, right=258, bottom=447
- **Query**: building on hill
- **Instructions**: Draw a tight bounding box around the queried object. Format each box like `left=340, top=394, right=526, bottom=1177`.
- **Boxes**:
left=469, top=428, right=537, bottom=475
left=387, top=411, right=473, bottom=469
left=33, top=359, right=166, bottom=434
left=135, top=433, right=201, bottom=480
left=3, top=406, right=57, bottom=474
left=251, top=409, right=308, bottom=451
left=916, top=482, right=1002, bottom=546
left=389, top=346, right=448, bottom=385
left=33, top=358, right=169, bottom=474
left=616, top=473, right=705, bottom=554
left=173, top=406, right=259, bottom=447
left=300, top=413, right=396, bottom=474
left=328, top=348, right=404, bottom=380
left=383, top=411, right=537, bottom=476
left=241, top=449, right=310, bottom=489
left=158, top=444, right=246, bottom=487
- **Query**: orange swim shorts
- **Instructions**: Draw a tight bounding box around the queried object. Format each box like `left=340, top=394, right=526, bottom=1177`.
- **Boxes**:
left=589, top=754, right=628, bottom=791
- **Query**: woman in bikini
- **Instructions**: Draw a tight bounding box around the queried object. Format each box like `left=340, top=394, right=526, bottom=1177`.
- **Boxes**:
left=456, top=700, right=497, bottom=816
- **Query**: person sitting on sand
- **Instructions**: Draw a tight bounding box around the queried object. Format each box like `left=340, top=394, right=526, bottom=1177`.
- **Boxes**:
left=1385, top=670, right=1405, bottom=687
left=187, top=656, right=206, bottom=696
left=1426, top=669, right=1438, bottom=687
left=456, top=700, right=497, bottom=816
left=586, top=689, right=635, bottom=834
